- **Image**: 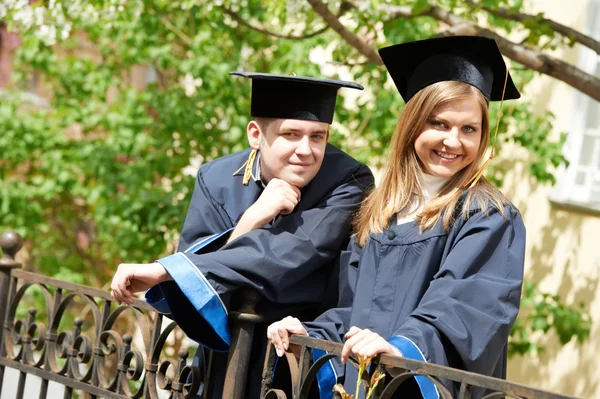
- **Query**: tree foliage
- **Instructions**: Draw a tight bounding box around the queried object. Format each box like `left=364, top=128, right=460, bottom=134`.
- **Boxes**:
left=509, top=281, right=592, bottom=357
left=0, top=0, right=590, bottom=354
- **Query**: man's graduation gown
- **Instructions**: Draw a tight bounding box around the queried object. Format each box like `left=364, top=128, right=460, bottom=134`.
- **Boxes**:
left=304, top=202, right=526, bottom=399
left=146, top=143, right=373, bottom=348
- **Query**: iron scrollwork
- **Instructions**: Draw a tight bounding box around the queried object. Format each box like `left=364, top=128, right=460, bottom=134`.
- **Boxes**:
left=260, top=335, right=578, bottom=399
left=0, top=269, right=204, bottom=399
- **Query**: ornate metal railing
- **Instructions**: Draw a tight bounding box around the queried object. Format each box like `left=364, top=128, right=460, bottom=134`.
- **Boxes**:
left=260, top=335, right=578, bottom=399
left=0, top=231, right=211, bottom=398
left=0, top=230, right=582, bottom=399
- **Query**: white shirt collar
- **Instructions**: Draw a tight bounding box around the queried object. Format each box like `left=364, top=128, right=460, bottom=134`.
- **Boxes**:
left=253, top=152, right=268, bottom=187
left=396, top=172, right=449, bottom=225
left=420, top=172, right=448, bottom=203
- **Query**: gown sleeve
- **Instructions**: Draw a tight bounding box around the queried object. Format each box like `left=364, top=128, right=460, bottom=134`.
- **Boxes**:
left=150, top=164, right=373, bottom=351
left=303, top=236, right=362, bottom=342
left=144, top=167, right=234, bottom=349
left=299, top=237, right=362, bottom=399
left=387, top=206, right=525, bottom=394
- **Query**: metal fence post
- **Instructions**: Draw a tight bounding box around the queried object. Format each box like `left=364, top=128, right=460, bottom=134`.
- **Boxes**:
left=0, top=231, right=23, bottom=392
left=222, top=288, right=263, bottom=399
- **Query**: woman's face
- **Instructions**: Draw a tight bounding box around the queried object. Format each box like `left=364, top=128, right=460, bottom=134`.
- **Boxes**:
left=414, top=96, right=483, bottom=178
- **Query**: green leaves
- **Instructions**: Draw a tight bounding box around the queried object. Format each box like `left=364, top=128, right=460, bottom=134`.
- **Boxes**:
left=509, top=281, right=592, bottom=357
left=1, top=0, right=587, bottom=354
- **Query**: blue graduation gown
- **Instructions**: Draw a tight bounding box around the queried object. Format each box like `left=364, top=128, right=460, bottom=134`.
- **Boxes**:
left=146, top=143, right=373, bottom=351
left=304, top=202, right=526, bottom=399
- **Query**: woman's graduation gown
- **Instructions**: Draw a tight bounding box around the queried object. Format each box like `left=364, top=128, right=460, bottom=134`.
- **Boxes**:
left=305, top=201, right=526, bottom=399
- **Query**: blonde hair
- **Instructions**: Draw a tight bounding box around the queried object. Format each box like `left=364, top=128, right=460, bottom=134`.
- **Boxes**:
left=355, top=81, right=507, bottom=246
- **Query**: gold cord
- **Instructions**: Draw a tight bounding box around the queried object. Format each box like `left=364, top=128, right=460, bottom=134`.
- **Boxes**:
left=232, top=148, right=258, bottom=186
left=467, top=66, right=510, bottom=189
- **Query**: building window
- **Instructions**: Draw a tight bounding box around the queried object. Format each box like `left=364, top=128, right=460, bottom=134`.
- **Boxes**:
left=551, top=0, right=600, bottom=213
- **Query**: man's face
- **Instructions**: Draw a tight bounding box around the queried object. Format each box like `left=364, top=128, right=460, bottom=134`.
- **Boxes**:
left=248, top=118, right=329, bottom=188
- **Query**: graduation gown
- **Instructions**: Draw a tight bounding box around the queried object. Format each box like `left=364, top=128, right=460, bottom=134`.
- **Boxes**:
left=304, top=201, right=526, bottom=399
left=145, top=143, right=373, bottom=351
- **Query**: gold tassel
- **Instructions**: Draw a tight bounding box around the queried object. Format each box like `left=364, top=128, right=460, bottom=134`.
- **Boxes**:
left=232, top=148, right=258, bottom=186
left=467, top=66, right=510, bottom=189
left=468, top=153, right=494, bottom=189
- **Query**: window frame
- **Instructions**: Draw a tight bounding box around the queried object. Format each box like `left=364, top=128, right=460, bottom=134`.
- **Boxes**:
left=550, top=0, right=600, bottom=214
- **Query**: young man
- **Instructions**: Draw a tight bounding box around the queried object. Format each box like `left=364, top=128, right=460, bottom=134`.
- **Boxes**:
left=110, top=72, right=373, bottom=395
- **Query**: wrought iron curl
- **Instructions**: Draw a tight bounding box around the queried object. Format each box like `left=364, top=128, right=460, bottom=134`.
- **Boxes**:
left=95, top=303, right=152, bottom=395
left=68, top=317, right=95, bottom=383
left=44, top=292, right=102, bottom=386
left=117, top=333, right=146, bottom=398
left=24, top=307, right=47, bottom=367
left=145, top=318, right=202, bottom=398
left=481, top=393, right=525, bottom=399
left=157, top=359, right=175, bottom=391
left=261, top=339, right=302, bottom=398
left=97, top=329, right=125, bottom=391
left=379, top=370, right=452, bottom=399
left=264, top=389, right=288, bottom=398
left=103, top=304, right=153, bottom=350
left=173, top=349, right=201, bottom=397
left=4, top=282, right=53, bottom=363
left=5, top=317, right=25, bottom=361
left=156, top=348, right=200, bottom=397
left=50, top=328, right=73, bottom=375
left=298, top=351, right=337, bottom=399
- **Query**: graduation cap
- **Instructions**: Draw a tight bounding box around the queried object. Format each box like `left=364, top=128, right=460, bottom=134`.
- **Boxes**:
left=378, top=36, right=520, bottom=103
left=230, top=72, right=364, bottom=124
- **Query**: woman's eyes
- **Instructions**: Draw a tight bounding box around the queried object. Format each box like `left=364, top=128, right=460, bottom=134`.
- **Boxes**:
left=430, top=120, right=477, bottom=133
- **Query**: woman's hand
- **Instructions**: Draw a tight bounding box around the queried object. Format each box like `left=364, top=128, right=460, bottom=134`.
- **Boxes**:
left=266, top=316, right=308, bottom=357
left=340, top=326, right=402, bottom=364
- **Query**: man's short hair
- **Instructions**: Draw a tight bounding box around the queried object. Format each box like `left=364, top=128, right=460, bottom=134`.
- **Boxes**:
left=253, top=117, right=276, bottom=132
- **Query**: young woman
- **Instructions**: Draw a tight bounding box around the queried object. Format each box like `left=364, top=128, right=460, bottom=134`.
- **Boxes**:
left=267, top=36, right=526, bottom=399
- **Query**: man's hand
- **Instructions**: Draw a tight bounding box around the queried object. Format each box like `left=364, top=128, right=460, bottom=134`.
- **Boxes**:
left=228, top=178, right=301, bottom=242
left=253, top=178, right=302, bottom=220
left=110, top=262, right=172, bottom=305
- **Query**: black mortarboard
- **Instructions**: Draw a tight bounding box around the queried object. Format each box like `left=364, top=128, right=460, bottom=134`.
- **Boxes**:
left=378, top=36, right=520, bottom=103
left=230, top=72, right=363, bottom=124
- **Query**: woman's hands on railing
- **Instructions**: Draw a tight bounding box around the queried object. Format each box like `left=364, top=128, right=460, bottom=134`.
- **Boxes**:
left=110, top=262, right=173, bottom=305
left=266, top=316, right=308, bottom=357
left=341, top=327, right=401, bottom=364
left=267, top=318, right=402, bottom=363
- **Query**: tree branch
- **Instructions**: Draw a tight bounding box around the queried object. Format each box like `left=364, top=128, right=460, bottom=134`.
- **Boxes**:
left=326, top=60, right=371, bottom=67
left=221, top=7, right=329, bottom=40
left=306, top=0, right=383, bottom=65
left=49, top=208, right=103, bottom=271
left=295, top=1, right=600, bottom=100
left=379, top=3, right=600, bottom=102
left=471, top=2, right=600, bottom=55
left=148, top=8, right=193, bottom=46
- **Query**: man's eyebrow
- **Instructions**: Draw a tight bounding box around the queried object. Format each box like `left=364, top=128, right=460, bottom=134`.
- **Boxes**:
left=280, top=127, right=328, bottom=134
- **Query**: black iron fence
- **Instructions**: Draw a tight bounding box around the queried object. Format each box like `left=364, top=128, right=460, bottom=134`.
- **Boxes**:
left=260, top=335, right=578, bottom=399
left=0, top=231, right=580, bottom=399
left=0, top=231, right=208, bottom=399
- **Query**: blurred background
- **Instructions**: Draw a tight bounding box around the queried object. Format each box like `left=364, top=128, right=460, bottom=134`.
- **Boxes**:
left=0, top=0, right=598, bottom=397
